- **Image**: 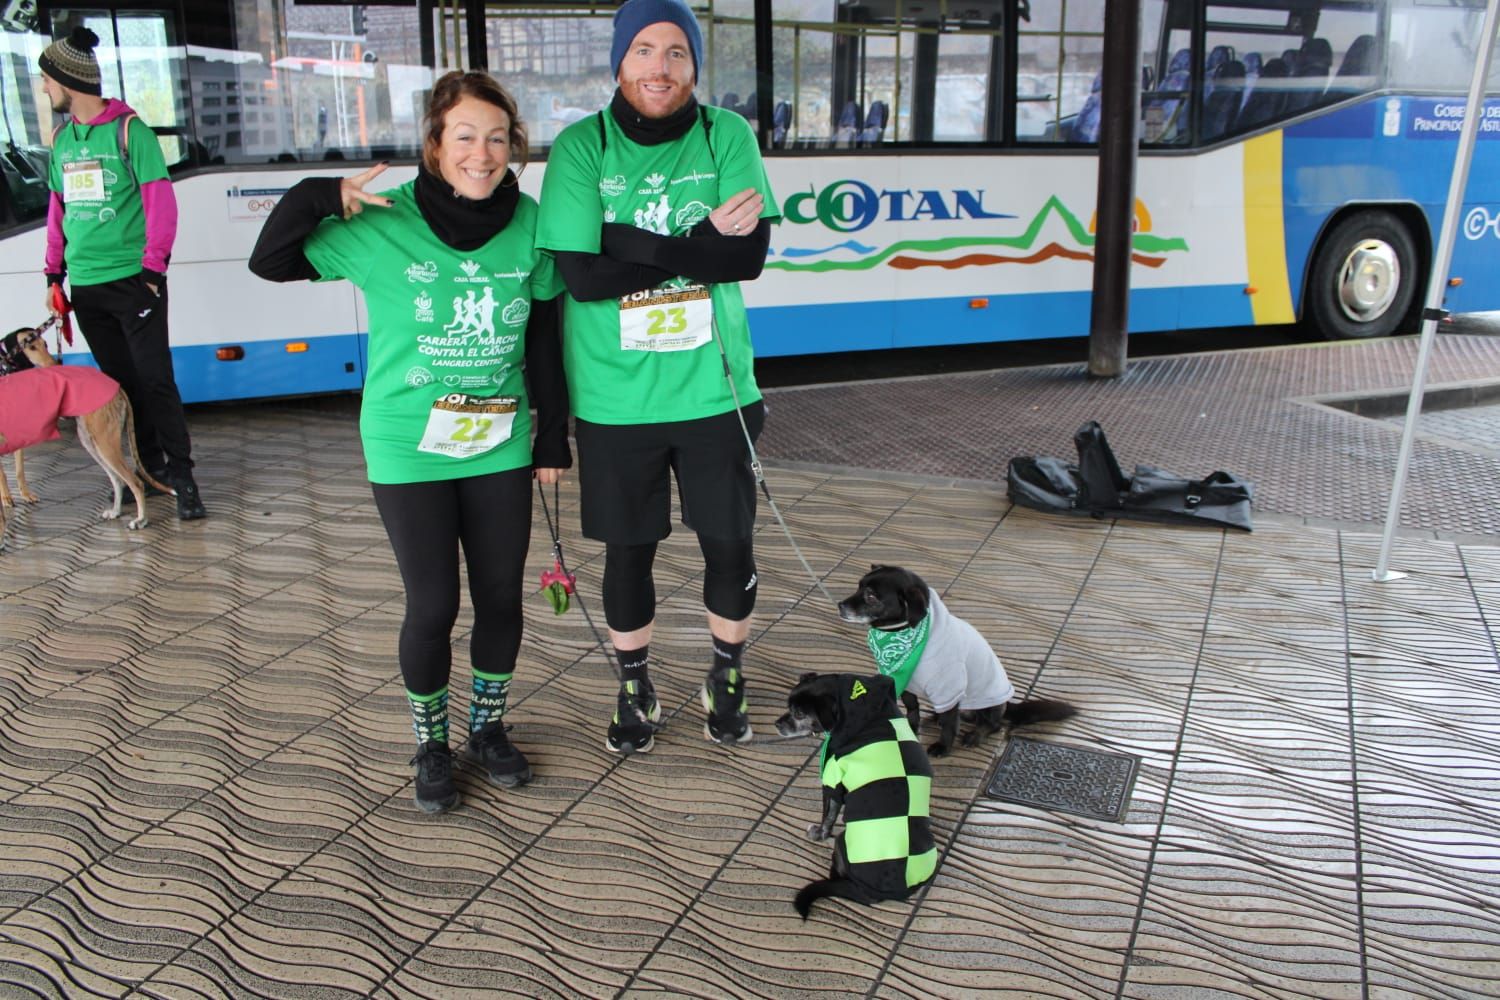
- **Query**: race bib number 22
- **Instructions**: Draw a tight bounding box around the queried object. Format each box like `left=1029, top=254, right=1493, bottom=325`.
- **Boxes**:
left=417, top=393, right=517, bottom=458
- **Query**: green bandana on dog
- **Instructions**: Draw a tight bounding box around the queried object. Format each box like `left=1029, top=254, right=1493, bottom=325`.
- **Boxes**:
left=866, top=614, right=931, bottom=696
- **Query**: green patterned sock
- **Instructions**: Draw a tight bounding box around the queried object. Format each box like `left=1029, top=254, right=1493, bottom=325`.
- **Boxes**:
left=470, top=670, right=512, bottom=735
left=407, top=686, right=449, bottom=746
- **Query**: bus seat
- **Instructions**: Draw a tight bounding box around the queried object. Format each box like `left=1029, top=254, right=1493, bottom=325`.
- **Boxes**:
left=1281, top=48, right=1301, bottom=74
left=858, top=100, right=888, bottom=145
left=1204, top=45, right=1234, bottom=96
left=1240, top=52, right=1262, bottom=112
left=1285, top=38, right=1333, bottom=113
left=1072, top=73, right=1102, bottom=142
left=771, top=100, right=791, bottom=148
left=1143, top=48, right=1191, bottom=141
left=1202, top=60, right=1245, bottom=140
left=1329, top=34, right=1378, bottom=97
left=834, top=100, right=862, bottom=146
left=721, top=92, right=739, bottom=112
left=1339, top=34, right=1377, bottom=77
left=1237, top=57, right=1289, bottom=129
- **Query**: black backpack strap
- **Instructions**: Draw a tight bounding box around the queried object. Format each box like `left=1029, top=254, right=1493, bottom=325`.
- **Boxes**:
left=597, top=110, right=607, bottom=152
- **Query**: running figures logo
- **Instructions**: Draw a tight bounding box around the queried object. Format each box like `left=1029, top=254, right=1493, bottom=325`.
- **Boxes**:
left=444, top=286, right=500, bottom=338
left=635, top=194, right=672, bottom=235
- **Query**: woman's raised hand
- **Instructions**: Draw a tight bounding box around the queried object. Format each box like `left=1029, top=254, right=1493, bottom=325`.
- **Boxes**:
left=340, top=162, right=395, bottom=219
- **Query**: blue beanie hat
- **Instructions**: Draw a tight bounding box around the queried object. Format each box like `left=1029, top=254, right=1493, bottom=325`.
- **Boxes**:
left=610, top=0, right=704, bottom=81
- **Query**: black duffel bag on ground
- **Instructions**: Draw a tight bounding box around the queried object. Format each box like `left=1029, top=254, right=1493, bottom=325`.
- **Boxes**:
left=1007, top=420, right=1253, bottom=531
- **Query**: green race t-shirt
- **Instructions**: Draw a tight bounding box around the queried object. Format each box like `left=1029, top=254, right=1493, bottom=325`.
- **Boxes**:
left=535, top=106, right=778, bottom=425
left=305, top=183, right=563, bottom=485
left=47, top=116, right=169, bottom=286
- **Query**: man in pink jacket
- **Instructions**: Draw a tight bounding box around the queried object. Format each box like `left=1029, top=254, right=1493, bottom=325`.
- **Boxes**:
left=40, top=25, right=205, bottom=519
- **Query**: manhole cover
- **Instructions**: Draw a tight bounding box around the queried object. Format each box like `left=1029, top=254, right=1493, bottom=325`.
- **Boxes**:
left=985, top=738, right=1140, bottom=822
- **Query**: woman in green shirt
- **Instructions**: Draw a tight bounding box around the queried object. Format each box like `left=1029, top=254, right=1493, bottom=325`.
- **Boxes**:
left=250, top=72, right=569, bottom=814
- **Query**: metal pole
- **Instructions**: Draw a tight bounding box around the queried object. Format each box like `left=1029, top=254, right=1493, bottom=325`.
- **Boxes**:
left=1087, top=0, right=1143, bottom=378
left=1373, top=0, right=1500, bottom=582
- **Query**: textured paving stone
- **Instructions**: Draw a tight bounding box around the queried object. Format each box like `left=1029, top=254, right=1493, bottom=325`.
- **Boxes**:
left=2, top=338, right=1499, bottom=996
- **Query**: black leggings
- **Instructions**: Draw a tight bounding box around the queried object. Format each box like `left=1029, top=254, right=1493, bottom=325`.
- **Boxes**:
left=371, top=468, right=532, bottom=695
left=603, top=534, right=757, bottom=632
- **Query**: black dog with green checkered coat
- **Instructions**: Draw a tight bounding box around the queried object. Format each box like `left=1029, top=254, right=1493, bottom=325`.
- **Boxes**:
left=776, top=672, right=937, bottom=918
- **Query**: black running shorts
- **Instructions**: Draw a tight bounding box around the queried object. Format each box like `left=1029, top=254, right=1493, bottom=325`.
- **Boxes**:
left=574, top=401, right=765, bottom=545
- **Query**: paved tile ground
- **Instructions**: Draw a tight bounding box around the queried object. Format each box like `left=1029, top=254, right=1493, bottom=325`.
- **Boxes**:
left=1, top=334, right=1499, bottom=998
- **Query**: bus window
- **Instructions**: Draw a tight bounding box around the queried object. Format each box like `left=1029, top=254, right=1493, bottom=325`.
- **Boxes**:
left=1017, top=0, right=1104, bottom=142
left=195, top=1, right=427, bottom=165
left=1142, top=26, right=1191, bottom=144
left=47, top=8, right=190, bottom=168
left=706, top=0, right=759, bottom=130
left=933, top=20, right=994, bottom=142
left=1201, top=2, right=1380, bottom=141
left=0, top=15, right=50, bottom=229
left=485, top=6, right=614, bottom=149
left=770, top=0, right=838, bottom=148
left=1389, top=0, right=1500, bottom=93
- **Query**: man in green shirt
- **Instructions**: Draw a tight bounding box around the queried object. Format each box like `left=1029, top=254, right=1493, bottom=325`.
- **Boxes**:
left=536, top=0, right=778, bottom=754
left=40, top=26, right=205, bottom=519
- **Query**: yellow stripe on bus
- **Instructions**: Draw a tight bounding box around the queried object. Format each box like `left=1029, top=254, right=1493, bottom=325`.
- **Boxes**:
left=1242, top=131, right=1296, bottom=325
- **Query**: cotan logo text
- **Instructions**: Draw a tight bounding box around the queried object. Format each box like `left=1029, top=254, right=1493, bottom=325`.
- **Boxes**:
left=783, top=180, right=1009, bottom=233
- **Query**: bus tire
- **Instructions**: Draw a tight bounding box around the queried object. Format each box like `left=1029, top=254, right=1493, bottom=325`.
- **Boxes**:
left=1306, top=210, right=1419, bottom=340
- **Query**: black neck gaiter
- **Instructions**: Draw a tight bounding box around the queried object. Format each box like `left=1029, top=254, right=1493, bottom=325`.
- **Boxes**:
left=412, top=164, right=520, bottom=251
left=609, top=89, right=700, bottom=146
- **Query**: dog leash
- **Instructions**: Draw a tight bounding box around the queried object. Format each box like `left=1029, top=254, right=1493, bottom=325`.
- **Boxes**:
left=535, top=479, right=616, bottom=679
left=535, top=479, right=664, bottom=742
left=710, top=316, right=835, bottom=604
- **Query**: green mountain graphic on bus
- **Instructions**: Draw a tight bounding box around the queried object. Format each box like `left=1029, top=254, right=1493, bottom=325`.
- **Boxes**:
left=766, top=195, right=1189, bottom=272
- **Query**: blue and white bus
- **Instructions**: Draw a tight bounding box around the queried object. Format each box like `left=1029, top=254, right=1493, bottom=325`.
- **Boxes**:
left=1, top=0, right=1497, bottom=401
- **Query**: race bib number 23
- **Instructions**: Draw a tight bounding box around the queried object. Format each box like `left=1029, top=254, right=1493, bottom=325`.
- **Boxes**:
left=417, top=393, right=517, bottom=458
left=619, top=283, right=712, bottom=352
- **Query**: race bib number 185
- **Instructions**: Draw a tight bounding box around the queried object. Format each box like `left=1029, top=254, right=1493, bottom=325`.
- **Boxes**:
left=62, top=159, right=105, bottom=204
left=417, top=393, right=517, bottom=458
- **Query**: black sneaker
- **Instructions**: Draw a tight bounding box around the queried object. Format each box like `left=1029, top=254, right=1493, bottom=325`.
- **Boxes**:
left=173, top=474, right=206, bottom=520
left=467, top=719, right=532, bottom=787
left=605, top=680, right=661, bottom=754
left=701, top=666, right=752, bottom=744
left=410, top=741, right=459, bottom=813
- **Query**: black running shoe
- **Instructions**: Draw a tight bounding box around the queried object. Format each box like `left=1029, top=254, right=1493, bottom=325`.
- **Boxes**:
left=605, top=680, right=660, bottom=754
left=467, top=720, right=532, bottom=787
left=410, top=741, right=459, bottom=813
left=173, top=474, right=206, bottom=520
left=701, top=666, right=752, bottom=744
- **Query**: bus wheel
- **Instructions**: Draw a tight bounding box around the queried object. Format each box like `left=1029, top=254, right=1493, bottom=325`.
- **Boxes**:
left=1306, top=210, right=1419, bottom=339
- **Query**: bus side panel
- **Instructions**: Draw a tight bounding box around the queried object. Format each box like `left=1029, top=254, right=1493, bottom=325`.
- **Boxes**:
left=166, top=259, right=366, bottom=402
left=755, top=149, right=1251, bottom=350
left=1281, top=97, right=1500, bottom=317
